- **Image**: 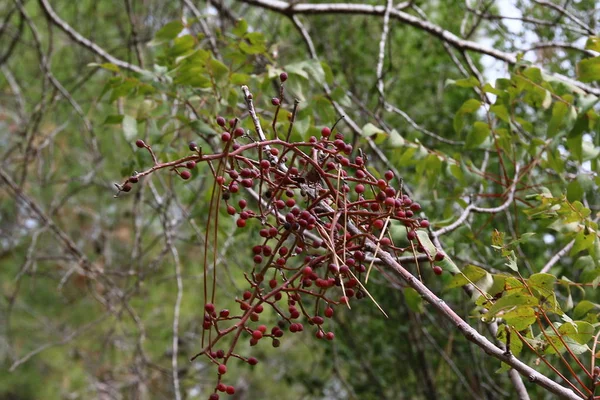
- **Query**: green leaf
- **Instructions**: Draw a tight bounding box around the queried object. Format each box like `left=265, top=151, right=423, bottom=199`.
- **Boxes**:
left=388, top=129, right=404, bottom=147
left=230, top=73, right=250, bottom=85
left=570, top=229, right=596, bottom=256
left=548, top=102, right=568, bottom=136
left=558, top=320, right=594, bottom=345
left=232, top=19, right=248, bottom=37
left=104, top=114, right=124, bottom=124
left=453, top=76, right=480, bottom=88
left=88, top=62, right=120, bottom=72
left=403, top=287, right=423, bottom=313
left=573, top=300, right=596, bottom=319
left=169, top=35, right=196, bottom=57
left=446, top=264, right=488, bottom=289
left=453, top=99, right=481, bottom=134
left=153, top=20, right=184, bottom=43
left=567, top=180, right=583, bottom=202
left=577, top=57, right=600, bottom=82
left=361, top=123, right=385, bottom=137
left=208, top=58, right=229, bottom=84
left=496, top=325, right=523, bottom=356
left=585, top=36, right=600, bottom=52
left=485, top=293, right=539, bottom=320
left=466, top=121, right=490, bottom=148
left=240, top=32, right=267, bottom=55
left=285, top=60, right=326, bottom=86
left=122, top=115, right=138, bottom=140
left=502, top=307, right=537, bottom=330
left=490, top=104, right=510, bottom=123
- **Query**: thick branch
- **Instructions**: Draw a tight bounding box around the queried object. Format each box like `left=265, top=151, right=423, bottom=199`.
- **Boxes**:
left=239, top=0, right=600, bottom=96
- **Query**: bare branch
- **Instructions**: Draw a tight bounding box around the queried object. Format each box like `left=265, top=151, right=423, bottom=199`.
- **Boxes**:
left=37, top=0, right=148, bottom=75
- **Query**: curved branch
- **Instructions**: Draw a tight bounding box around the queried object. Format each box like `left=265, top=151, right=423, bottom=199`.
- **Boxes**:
left=239, top=0, right=600, bottom=96
left=37, top=0, right=147, bottom=75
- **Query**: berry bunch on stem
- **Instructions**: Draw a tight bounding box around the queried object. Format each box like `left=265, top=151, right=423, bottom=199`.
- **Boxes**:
left=115, top=75, right=444, bottom=398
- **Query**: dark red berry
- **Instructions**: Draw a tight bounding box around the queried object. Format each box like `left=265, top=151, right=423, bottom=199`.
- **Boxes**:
left=180, top=170, right=191, bottom=180
left=205, top=303, right=215, bottom=313
left=272, top=98, right=280, bottom=106
left=321, top=127, right=331, bottom=137
left=122, top=183, right=132, bottom=192
left=219, top=309, right=229, bottom=318
left=226, top=386, right=235, bottom=395
left=233, top=127, right=244, bottom=137
left=226, top=205, right=236, bottom=215
left=186, top=161, right=196, bottom=169
left=324, top=307, right=334, bottom=318
left=420, top=219, right=430, bottom=228
left=407, top=230, right=417, bottom=240
left=209, top=394, right=219, bottom=400
left=248, top=357, right=258, bottom=365
left=129, top=175, right=139, bottom=183
left=384, top=170, right=394, bottom=180
left=260, top=159, right=270, bottom=169
left=189, top=141, right=198, bottom=151
left=216, top=116, right=226, bottom=127
left=325, top=332, right=335, bottom=341
left=433, top=265, right=443, bottom=275
left=218, top=364, right=227, bottom=375
left=221, top=132, right=231, bottom=142
left=435, top=252, right=445, bottom=261
left=236, top=219, right=246, bottom=228
left=280, top=72, right=288, bottom=82
left=135, top=139, right=145, bottom=148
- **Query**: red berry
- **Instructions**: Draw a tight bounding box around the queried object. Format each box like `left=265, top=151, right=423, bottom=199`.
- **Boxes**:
left=252, top=330, right=263, bottom=340
left=122, top=183, right=133, bottom=192
left=272, top=97, right=280, bottom=106
left=355, top=184, right=365, bottom=194
left=219, top=309, right=229, bottom=318
left=186, top=161, right=196, bottom=169
left=226, top=205, right=236, bottom=215
left=233, top=127, right=244, bottom=137
left=410, top=202, right=422, bottom=212
left=384, top=170, right=394, bottom=180
left=324, top=307, right=334, bottom=318
left=420, top=219, right=430, bottom=228
left=377, top=179, right=387, bottom=190
left=135, top=139, right=145, bottom=148
left=321, top=127, right=331, bottom=137
left=248, top=357, right=258, bottom=365
left=129, top=175, right=139, bottom=183
left=209, top=394, right=219, bottom=400
left=238, top=199, right=247, bottom=209
left=217, top=383, right=226, bottom=392
left=221, top=132, right=231, bottom=142
left=433, top=265, right=443, bottom=275
left=380, top=237, right=391, bottom=247
left=280, top=72, right=288, bottom=82
left=217, top=364, right=227, bottom=375
left=260, top=159, right=270, bottom=169
left=435, top=252, right=445, bottom=261
left=236, top=219, right=246, bottom=228
left=205, top=303, right=215, bottom=313
left=373, top=219, right=384, bottom=230
left=216, top=116, right=226, bottom=126
left=407, top=230, right=417, bottom=240
left=325, top=332, right=335, bottom=341
left=180, top=170, right=191, bottom=180
left=226, top=386, right=235, bottom=395
left=189, top=141, right=197, bottom=151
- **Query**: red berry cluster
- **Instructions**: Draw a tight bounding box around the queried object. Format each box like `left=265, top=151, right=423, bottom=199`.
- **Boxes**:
left=117, top=77, right=444, bottom=398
